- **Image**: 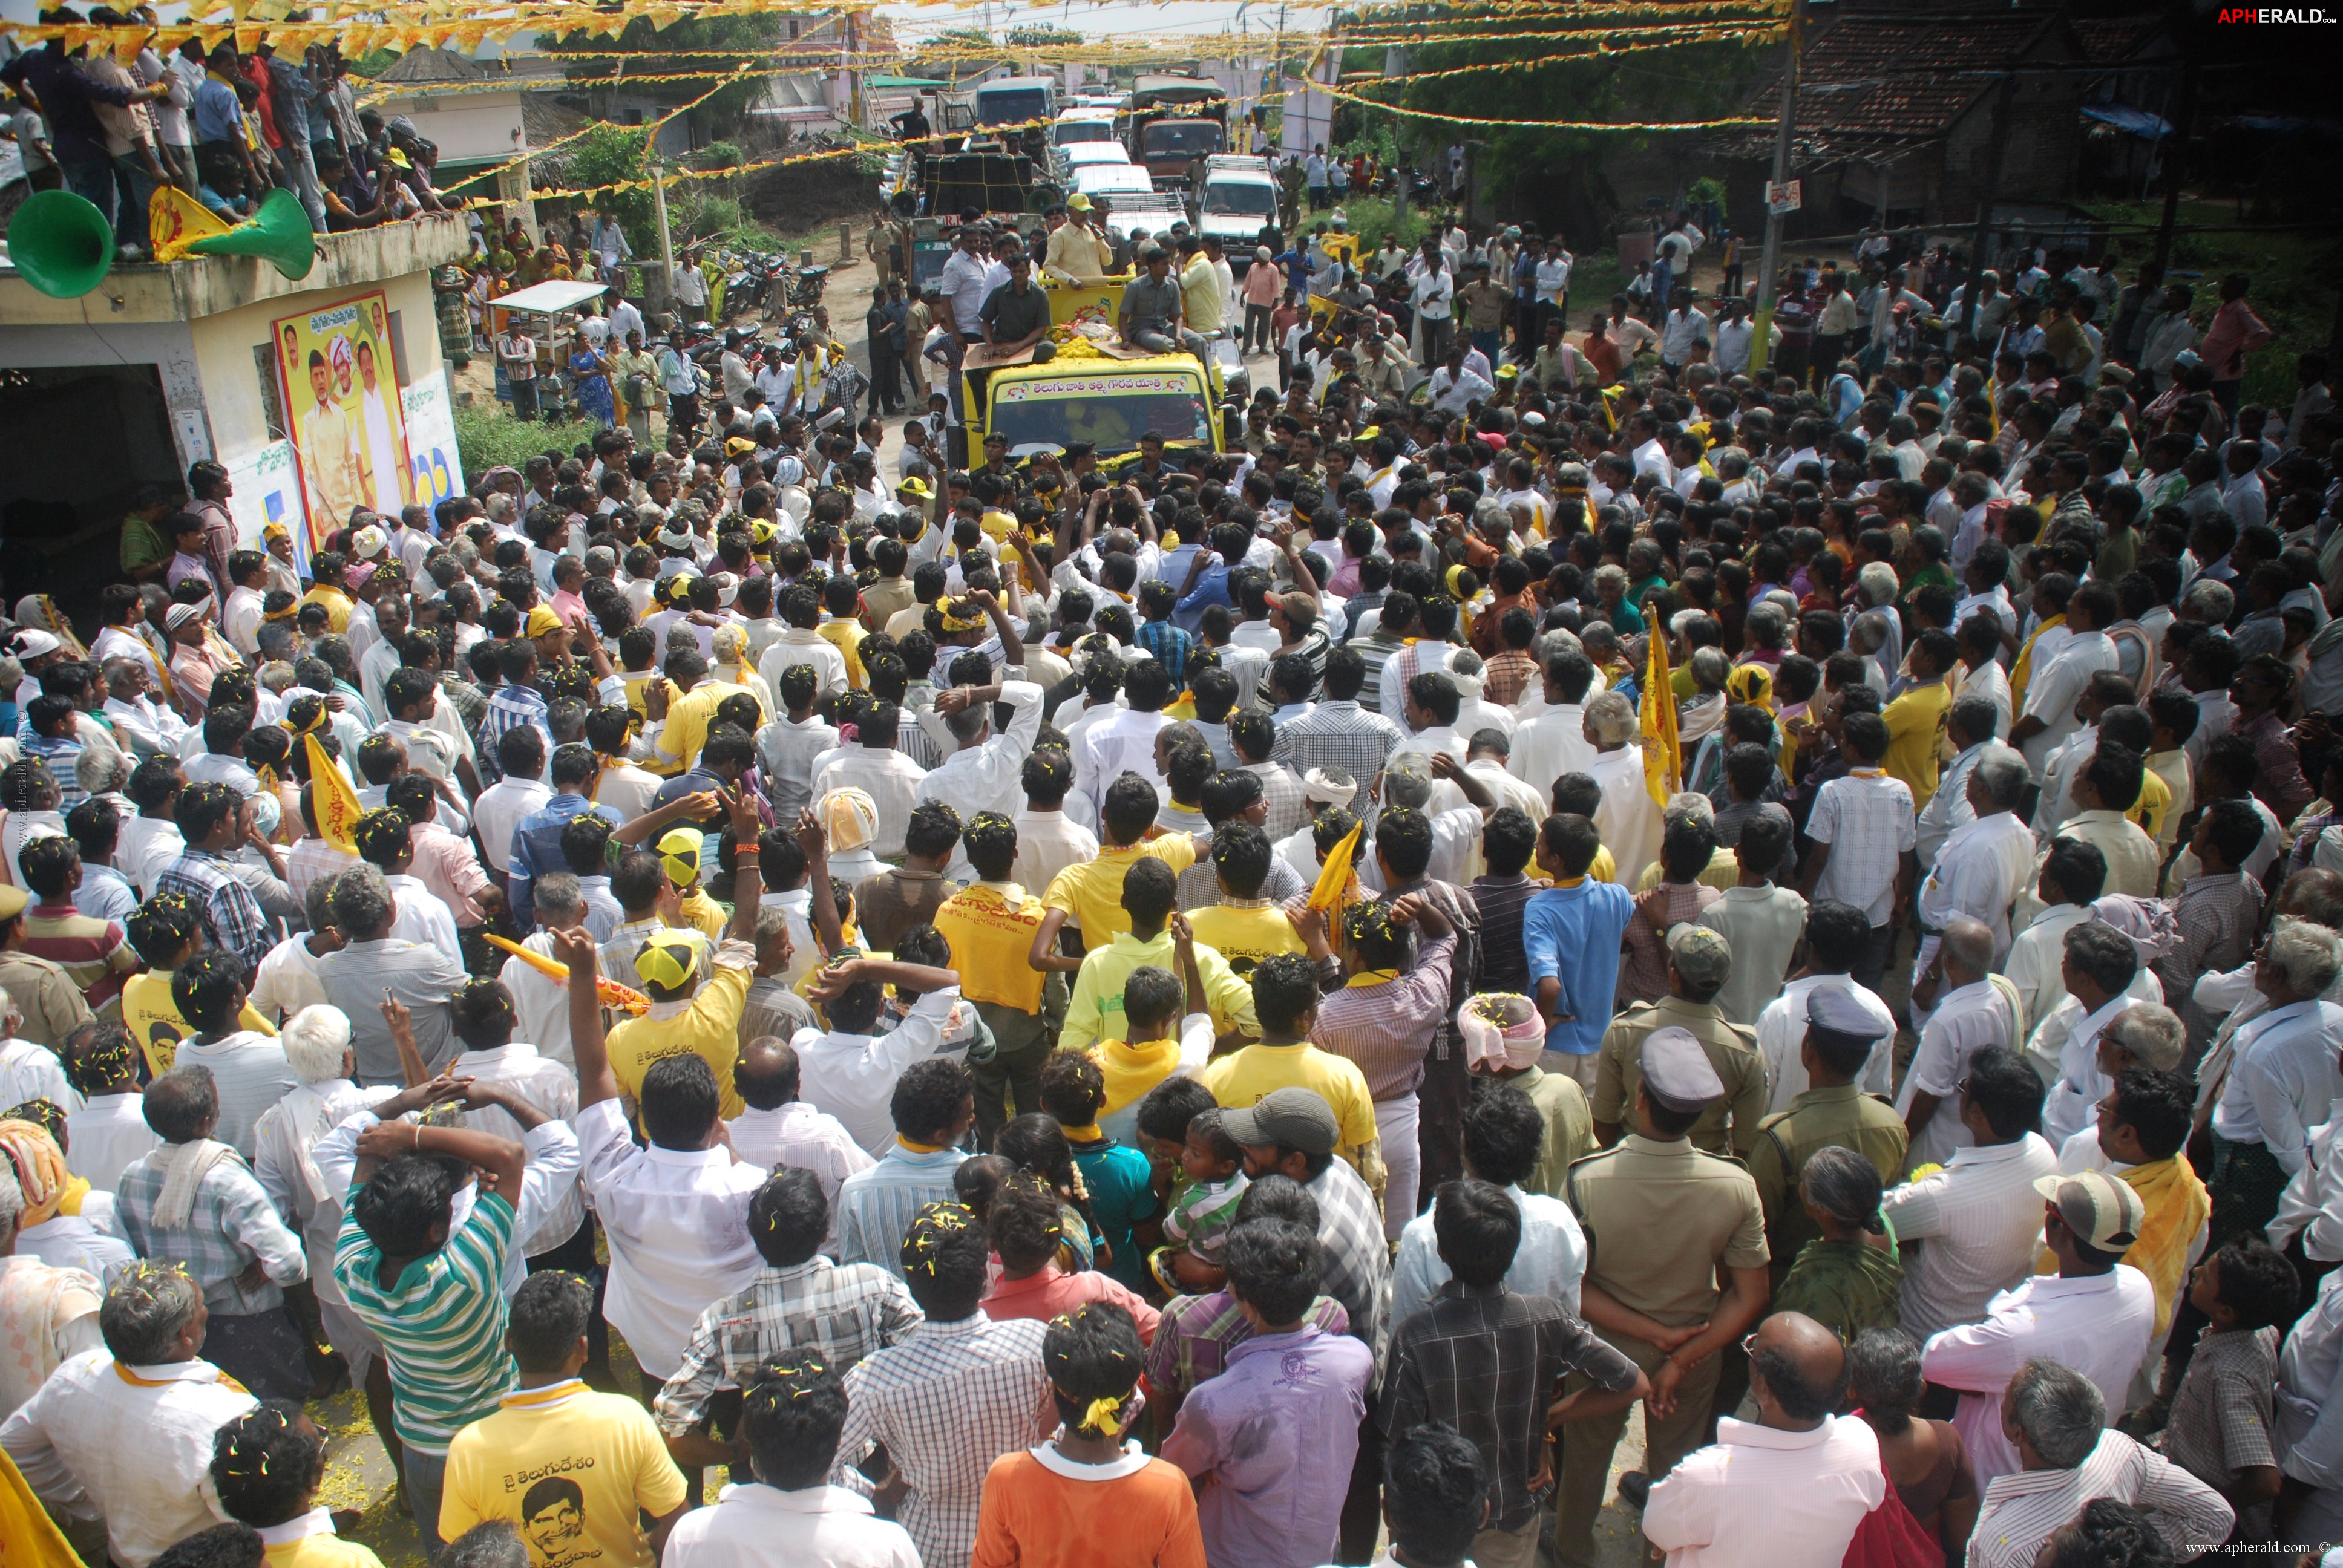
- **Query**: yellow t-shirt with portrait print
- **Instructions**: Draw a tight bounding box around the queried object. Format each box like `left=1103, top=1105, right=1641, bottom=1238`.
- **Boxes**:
left=122, top=970, right=277, bottom=1076
left=439, top=1379, right=689, bottom=1568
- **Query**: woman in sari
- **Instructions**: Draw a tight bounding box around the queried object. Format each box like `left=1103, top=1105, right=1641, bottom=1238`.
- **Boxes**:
left=569, top=339, right=615, bottom=428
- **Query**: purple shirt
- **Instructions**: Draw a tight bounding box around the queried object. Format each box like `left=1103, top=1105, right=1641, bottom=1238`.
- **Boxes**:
left=1159, top=1324, right=1375, bottom=1568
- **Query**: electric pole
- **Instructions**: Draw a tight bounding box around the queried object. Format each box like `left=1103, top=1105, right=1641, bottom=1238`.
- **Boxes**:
left=1749, top=0, right=1802, bottom=374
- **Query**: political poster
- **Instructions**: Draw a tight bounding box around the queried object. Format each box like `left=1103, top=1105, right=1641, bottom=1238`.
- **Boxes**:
left=272, top=289, right=412, bottom=547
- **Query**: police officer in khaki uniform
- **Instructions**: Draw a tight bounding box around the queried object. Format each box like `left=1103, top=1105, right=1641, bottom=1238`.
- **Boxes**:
left=1746, top=985, right=1911, bottom=1285
left=1555, top=1027, right=1771, bottom=1568
left=1590, top=924, right=1769, bottom=1157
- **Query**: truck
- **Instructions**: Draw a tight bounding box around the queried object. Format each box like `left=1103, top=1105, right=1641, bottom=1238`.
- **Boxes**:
left=1127, top=72, right=1228, bottom=191
left=972, top=76, right=1057, bottom=160
left=1052, top=105, right=1119, bottom=150
left=1193, top=154, right=1280, bottom=278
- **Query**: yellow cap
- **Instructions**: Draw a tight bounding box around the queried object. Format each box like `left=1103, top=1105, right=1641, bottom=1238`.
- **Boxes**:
left=1067, top=192, right=1093, bottom=211
left=750, top=519, right=778, bottom=546
left=524, top=605, right=564, bottom=639
left=633, top=928, right=704, bottom=991
left=657, top=826, right=703, bottom=887
left=897, top=475, right=932, bottom=499
left=726, top=437, right=757, bottom=456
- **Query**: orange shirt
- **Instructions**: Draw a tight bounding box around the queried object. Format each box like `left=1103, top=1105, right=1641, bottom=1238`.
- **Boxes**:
left=971, top=1446, right=1206, bottom=1568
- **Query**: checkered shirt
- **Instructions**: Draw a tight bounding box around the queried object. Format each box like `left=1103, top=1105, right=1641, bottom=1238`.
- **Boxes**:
left=654, top=1258, right=924, bottom=1436
left=116, top=1146, right=308, bottom=1315
left=1144, top=1288, right=1351, bottom=1405
left=154, top=847, right=272, bottom=972
left=1269, top=701, right=1403, bottom=817
left=832, top=1312, right=1057, bottom=1568
left=1378, top=1282, right=1641, bottom=1530
left=1308, top=1157, right=1393, bottom=1346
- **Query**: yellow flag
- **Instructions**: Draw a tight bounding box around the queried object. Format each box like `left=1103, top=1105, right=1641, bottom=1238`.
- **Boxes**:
left=149, top=184, right=232, bottom=263
left=304, top=732, right=361, bottom=854
left=0, top=1443, right=83, bottom=1568
left=1639, top=602, right=1680, bottom=807
left=1306, top=819, right=1365, bottom=913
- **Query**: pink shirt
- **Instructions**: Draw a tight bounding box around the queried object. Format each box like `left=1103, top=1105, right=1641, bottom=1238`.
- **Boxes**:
left=408, top=819, right=493, bottom=925
left=1242, top=265, right=1279, bottom=308
left=982, top=1264, right=1162, bottom=1344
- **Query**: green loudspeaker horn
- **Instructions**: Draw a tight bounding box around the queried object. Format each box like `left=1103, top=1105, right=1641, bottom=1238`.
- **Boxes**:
left=5, top=188, right=116, bottom=299
left=183, top=188, right=316, bottom=281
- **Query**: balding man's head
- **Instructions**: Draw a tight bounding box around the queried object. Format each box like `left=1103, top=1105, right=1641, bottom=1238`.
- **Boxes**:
left=1941, top=918, right=1996, bottom=983
left=1749, top=1311, right=1848, bottom=1429
left=735, top=1036, right=801, bottom=1112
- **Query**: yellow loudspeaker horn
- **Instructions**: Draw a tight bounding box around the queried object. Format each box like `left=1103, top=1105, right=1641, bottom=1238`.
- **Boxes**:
left=182, top=188, right=317, bottom=281
left=5, top=188, right=116, bottom=299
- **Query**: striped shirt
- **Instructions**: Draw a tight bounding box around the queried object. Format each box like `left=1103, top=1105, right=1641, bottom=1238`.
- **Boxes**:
left=1311, top=934, right=1459, bottom=1102
left=1878, top=1134, right=2060, bottom=1341
left=173, top=1031, right=297, bottom=1158
left=833, top=1312, right=1056, bottom=1568
left=334, top=1187, right=518, bottom=1454
left=21, top=903, right=134, bottom=1016
left=833, top=1144, right=966, bottom=1281
left=117, top=1146, right=308, bottom=1315
left=1965, top=1429, right=2232, bottom=1568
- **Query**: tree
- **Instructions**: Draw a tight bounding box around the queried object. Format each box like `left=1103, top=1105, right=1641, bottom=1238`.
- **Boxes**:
left=1004, top=24, right=1081, bottom=50
left=559, top=123, right=657, bottom=256
left=1370, top=9, right=1773, bottom=237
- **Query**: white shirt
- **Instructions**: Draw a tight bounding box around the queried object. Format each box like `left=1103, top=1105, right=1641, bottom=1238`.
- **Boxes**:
left=915, top=681, right=1043, bottom=827
left=726, top=1101, right=875, bottom=1206
left=1880, top=1133, right=2061, bottom=1341
left=2017, top=630, right=2118, bottom=778
left=760, top=628, right=851, bottom=707
left=577, top=1097, right=767, bottom=1380
left=2002, top=903, right=2090, bottom=1039
left=497, top=933, right=578, bottom=1068
left=249, top=933, right=330, bottom=1025
left=2214, top=999, right=2343, bottom=1173
left=1643, top=1414, right=1886, bottom=1568
left=1895, top=978, right=2024, bottom=1173
left=1807, top=770, right=1918, bottom=926
left=1755, top=975, right=1895, bottom=1114
left=1078, top=707, right=1172, bottom=800
left=810, top=750, right=929, bottom=863
left=449, top=1042, right=583, bottom=1255
left=1589, top=745, right=1662, bottom=889
left=1921, top=1266, right=2158, bottom=1491
left=385, top=872, right=460, bottom=956
left=664, top=1482, right=921, bottom=1568
left=1389, top=1184, right=1584, bottom=1324
left=1011, top=809, right=1098, bottom=897
left=1918, top=809, right=2036, bottom=958
left=0, top=1351, right=255, bottom=1568
left=1505, top=704, right=1594, bottom=808
left=794, top=989, right=964, bottom=1157
left=2270, top=1096, right=2343, bottom=1264
left=2036, top=993, right=2135, bottom=1151
left=61, top=1091, right=159, bottom=1192
left=473, top=777, right=553, bottom=875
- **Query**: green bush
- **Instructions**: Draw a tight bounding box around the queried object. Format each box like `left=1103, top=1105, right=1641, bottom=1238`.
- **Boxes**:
left=689, top=198, right=742, bottom=238
left=1341, top=197, right=1431, bottom=255
left=455, top=399, right=601, bottom=477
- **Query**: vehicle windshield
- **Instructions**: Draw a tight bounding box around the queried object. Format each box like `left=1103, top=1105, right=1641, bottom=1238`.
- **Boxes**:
left=1054, top=122, right=1115, bottom=145
left=1201, top=181, right=1277, bottom=218
left=977, top=88, right=1050, bottom=126
left=988, top=373, right=1213, bottom=455
left=1143, top=122, right=1224, bottom=158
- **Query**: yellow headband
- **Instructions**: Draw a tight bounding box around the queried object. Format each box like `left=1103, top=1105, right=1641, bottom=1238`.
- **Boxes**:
left=937, top=599, right=985, bottom=633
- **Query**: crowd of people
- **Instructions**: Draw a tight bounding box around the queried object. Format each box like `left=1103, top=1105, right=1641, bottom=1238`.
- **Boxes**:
left=2, top=10, right=457, bottom=244
left=0, top=192, right=2341, bottom=1568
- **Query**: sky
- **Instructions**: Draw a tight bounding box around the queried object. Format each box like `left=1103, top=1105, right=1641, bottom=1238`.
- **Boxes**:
left=879, top=0, right=1338, bottom=47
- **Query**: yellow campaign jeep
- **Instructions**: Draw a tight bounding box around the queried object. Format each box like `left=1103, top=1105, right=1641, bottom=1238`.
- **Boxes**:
left=974, top=354, right=1227, bottom=468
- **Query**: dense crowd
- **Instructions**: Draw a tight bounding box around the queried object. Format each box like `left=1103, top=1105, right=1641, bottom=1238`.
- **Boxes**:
left=0, top=202, right=2338, bottom=1568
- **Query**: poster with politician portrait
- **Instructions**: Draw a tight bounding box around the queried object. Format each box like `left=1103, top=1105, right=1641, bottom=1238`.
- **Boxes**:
left=274, top=290, right=413, bottom=548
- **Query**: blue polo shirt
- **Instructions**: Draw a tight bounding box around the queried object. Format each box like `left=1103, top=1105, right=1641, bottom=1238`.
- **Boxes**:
left=1521, top=879, right=1636, bottom=1057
